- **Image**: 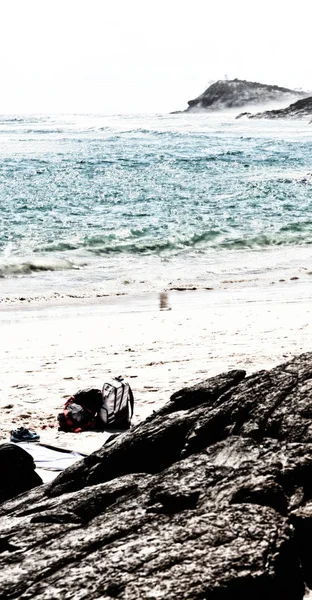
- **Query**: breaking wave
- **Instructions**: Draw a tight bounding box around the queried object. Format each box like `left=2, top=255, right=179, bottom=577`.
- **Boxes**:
left=0, top=257, right=86, bottom=279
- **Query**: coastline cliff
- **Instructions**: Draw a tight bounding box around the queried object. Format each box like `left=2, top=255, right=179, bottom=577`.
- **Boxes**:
left=184, top=78, right=306, bottom=112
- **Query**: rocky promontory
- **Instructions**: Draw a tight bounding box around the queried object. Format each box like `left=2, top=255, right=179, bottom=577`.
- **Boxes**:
left=236, top=95, right=312, bottom=120
left=185, top=78, right=306, bottom=112
left=2, top=353, right=312, bottom=598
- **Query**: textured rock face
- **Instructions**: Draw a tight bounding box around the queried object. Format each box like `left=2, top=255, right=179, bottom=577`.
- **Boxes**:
left=238, top=95, right=312, bottom=120
left=1, top=353, right=312, bottom=598
left=185, top=78, right=305, bottom=112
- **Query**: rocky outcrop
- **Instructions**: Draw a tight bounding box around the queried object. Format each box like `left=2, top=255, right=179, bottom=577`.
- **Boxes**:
left=237, top=96, right=312, bottom=120
left=185, top=78, right=306, bottom=112
left=1, top=353, right=312, bottom=598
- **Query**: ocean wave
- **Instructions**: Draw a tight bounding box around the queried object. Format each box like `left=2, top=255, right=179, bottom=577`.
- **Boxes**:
left=25, top=128, right=66, bottom=134
left=86, top=240, right=176, bottom=256
left=81, top=230, right=312, bottom=257
left=280, top=222, right=312, bottom=233
left=25, top=228, right=312, bottom=262
left=82, top=230, right=228, bottom=255
left=174, top=152, right=246, bottom=165
left=0, top=235, right=311, bottom=281
left=216, top=233, right=312, bottom=249
left=0, top=117, right=25, bottom=124
left=0, top=257, right=85, bottom=278
left=34, top=242, right=80, bottom=253
left=0, top=115, right=49, bottom=124
left=97, top=127, right=184, bottom=138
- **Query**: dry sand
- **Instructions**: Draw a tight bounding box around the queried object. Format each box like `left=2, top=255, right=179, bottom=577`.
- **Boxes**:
left=0, top=282, right=311, bottom=454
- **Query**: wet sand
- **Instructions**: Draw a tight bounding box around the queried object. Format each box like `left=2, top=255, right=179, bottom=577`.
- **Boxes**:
left=0, top=282, right=311, bottom=453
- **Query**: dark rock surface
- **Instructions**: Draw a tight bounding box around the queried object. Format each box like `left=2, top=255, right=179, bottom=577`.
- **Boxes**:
left=0, top=443, right=42, bottom=504
left=238, top=95, right=312, bottom=120
left=185, top=78, right=306, bottom=112
left=1, top=353, right=312, bottom=598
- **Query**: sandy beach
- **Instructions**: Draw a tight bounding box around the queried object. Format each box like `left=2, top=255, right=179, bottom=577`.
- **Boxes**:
left=0, top=280, right=311, bottom=454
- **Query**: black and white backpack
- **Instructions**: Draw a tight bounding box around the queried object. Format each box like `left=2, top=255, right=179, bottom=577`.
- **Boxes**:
left=100, top=376, right=134, bottom=429
left=57, top=377, right=134, bottom=432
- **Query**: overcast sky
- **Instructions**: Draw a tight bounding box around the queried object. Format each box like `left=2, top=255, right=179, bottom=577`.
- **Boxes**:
left=1, top=0, right=311, bottom=114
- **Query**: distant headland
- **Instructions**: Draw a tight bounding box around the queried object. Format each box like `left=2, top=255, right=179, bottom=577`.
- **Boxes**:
left=177, top=78, right=312, bottom=119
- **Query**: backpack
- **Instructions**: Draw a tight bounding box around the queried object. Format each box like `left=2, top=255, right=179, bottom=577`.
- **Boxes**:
left=99, top=376, right=134, bottom=430
left=57, top=379, right=134, bottom=432
left=57, top=388, right=103, bottom=433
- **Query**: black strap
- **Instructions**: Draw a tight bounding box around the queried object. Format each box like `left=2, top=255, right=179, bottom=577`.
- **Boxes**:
left=128, top=386, right=134, bottom=419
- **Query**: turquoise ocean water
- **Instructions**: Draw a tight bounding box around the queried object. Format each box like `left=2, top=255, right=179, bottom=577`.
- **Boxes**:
left=0, top=112, right=311, bottom=299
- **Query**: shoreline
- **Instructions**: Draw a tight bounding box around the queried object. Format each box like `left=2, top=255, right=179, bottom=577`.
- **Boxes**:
left=0, top=244, right=311, bottom=311
left=0, top=265, right=311, bottom=313
left=0, top=282, right=311, bottom=452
